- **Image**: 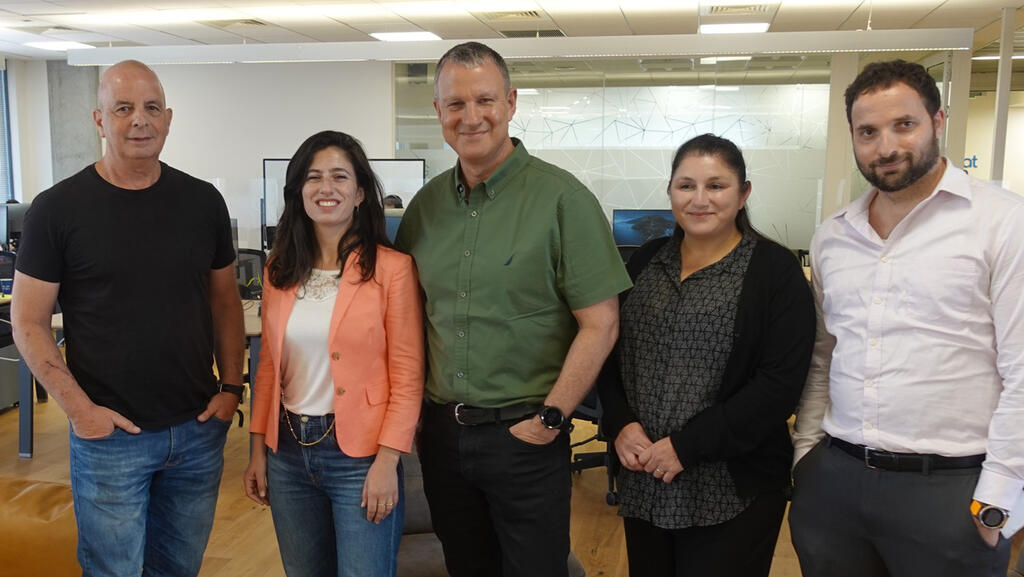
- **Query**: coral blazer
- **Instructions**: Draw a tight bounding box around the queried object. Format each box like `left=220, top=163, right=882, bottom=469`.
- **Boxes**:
left=250, top=247, right=424, bottom=457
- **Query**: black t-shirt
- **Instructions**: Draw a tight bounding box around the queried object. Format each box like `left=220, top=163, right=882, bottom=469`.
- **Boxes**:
left=17, top=163, right=236, bottom=429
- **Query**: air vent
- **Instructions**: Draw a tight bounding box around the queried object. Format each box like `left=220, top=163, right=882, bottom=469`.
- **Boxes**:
left=479, top=10, right=543, bottom=22
left=199, top=19, right=268, bottom=29
left=501, top=29, right=565, bottom=38
left=702, top=4, right=774, bottom=16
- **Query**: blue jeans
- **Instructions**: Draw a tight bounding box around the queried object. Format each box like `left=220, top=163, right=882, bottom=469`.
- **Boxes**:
left=69, top=415, right=231, bottom=577
left=267, top=411, right=404, bottom=577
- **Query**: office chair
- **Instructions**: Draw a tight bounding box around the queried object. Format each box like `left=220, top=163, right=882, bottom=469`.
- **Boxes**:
left=0, top=251, right=15, bottom=283
left=616, top=245, right=640, bottom=263
left=570, top=388, right=619, bottom=506
left=236, top=249, right=266, bottom=300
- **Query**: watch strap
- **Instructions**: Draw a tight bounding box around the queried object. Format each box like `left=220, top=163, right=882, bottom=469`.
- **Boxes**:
left=219, top=383, right=245, bottom=397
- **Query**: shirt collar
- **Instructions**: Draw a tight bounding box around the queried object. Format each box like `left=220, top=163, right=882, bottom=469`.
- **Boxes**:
left=452, top=138, right=529, bottom=203
left=832, top=156, right=970, bottom=224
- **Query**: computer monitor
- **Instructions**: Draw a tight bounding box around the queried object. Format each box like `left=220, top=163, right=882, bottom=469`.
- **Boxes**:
left=0, top=203, right=29, bottom=251
left=385, top=215, right=402, bottom=244
left=611, top=209, right=675, bottom=246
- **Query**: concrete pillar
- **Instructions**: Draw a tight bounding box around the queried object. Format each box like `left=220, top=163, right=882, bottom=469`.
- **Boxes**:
left=46, top=61, right=100, bottom=183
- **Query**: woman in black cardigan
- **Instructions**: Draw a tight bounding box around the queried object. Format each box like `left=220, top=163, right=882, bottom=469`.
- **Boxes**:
left=598, top=134, right=815, bottom=576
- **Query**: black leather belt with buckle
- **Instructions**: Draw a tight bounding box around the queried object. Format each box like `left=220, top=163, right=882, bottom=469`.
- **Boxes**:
left=828, top=435, right=985, bottom=473
left=430, top=401, right=539, bottom=426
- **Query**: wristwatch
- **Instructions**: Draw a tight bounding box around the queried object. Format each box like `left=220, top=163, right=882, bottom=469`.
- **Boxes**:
left=970, top=500, right=1009, bottom=530
left=218, top=383, right=245, bottom=398
left=538, top=406, right=571, bottom=431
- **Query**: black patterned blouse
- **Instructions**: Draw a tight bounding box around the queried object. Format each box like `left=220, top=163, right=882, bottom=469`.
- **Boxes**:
left=616, top=232, right=756, bottom=529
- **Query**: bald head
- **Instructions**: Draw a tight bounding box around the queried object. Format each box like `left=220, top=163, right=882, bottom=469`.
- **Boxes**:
left=93, top=59, right=172, bottom=171
left=97, top=60, right=165, bottom=110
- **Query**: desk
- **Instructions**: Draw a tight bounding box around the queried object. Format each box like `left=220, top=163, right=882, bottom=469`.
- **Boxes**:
left=17, top=306, right=263, bottom=458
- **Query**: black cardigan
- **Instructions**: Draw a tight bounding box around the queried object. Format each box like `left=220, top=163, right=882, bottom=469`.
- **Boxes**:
left=597, top=235, right=816, bottom=498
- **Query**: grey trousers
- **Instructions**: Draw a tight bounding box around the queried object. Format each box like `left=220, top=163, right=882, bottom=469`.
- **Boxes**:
left=789, top=439, right=1011, bottom=577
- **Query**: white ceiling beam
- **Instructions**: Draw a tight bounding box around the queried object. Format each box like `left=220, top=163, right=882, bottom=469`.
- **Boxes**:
left=67, top=28, right=974, bottom=65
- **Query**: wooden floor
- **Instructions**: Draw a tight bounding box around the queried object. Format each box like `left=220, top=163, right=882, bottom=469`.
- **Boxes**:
left=1, top=399, right=1017, bottom=576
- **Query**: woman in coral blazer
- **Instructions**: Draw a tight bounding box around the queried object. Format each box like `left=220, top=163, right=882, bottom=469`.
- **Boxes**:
left=243, top=130, right=424, bottom=577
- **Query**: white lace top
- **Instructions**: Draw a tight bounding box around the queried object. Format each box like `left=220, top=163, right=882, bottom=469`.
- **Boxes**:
left=280, top=269, right=340, bottom=415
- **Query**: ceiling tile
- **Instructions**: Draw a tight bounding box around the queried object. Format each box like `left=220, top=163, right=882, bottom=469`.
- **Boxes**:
left=622, top=5, right=698, bottom=35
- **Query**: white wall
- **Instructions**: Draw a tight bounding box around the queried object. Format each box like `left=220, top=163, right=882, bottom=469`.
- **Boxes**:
left=964, top=91, right=1024, bottom=194
left=152, top=61, right=394, bottom=248
left=8, top=59, right=54, bottom=202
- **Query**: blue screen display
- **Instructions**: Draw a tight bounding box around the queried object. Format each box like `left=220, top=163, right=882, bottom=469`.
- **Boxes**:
left=611, top=209, right=675, bottom=246
left=385, top=215, right=402, bottom=243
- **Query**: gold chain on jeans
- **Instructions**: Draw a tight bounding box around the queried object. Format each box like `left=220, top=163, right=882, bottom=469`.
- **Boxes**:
left=283, top=409, right=335, bottom=447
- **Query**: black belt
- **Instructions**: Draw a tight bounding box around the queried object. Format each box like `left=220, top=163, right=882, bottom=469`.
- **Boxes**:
left=828, top=435, right=985, bottom=473
left=428, top=400, right=539, bottom=426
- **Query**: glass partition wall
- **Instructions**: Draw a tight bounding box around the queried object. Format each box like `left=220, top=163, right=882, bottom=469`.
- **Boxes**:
left=395, top=51, right=961, bottom=253
left=396, top=55, right=830, bottom=252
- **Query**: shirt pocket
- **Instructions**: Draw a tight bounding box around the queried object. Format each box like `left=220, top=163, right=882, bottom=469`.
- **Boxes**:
left=900, top=256, right=980, bottom=324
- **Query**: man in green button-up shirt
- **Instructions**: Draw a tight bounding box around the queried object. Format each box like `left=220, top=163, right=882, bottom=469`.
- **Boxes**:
left=396, top=42, right=631, bottom=577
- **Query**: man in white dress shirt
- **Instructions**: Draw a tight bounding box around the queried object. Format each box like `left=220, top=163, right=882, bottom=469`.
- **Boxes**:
left=790, top=59, right=1023, bottom=577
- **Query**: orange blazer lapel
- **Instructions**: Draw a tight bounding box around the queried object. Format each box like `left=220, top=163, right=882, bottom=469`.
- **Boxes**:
left=327, top=251, right=364, bottom=346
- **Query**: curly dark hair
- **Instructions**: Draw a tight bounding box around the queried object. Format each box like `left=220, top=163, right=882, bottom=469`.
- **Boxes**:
left=267, top=130, right=389, bottom=289
left=844, top=59, right=941, bottom=125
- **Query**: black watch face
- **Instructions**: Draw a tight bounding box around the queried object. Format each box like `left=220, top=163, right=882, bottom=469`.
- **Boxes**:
left=980, top=507, right=1005, bottom=528
left=540, top=407, right=564, bottom=429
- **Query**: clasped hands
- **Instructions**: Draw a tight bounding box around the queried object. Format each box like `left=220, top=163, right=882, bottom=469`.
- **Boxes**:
left=614, top=422, right=684, bottom=483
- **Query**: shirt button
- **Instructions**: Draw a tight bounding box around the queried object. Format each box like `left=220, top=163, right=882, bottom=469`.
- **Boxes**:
left=331, top=352, right=340, bottom=360
left=300, top=415, right=309, bottom=423
left=456, top=371, right=465, bottom=378
left=464, top=250, right=471, bottom=257
left=869, top=339, right=878, bottom=347
left=865, top=379, right=874, bottom=388
left=470, top=210, right=478, bottom=218
left=873, top=297, right=883, bottom=305
left=458, top=291, right=467, bottom=298
left=865, top=422, right=874, bottom=429
left=457, top=330, right=465, bottom=338
left=457, top=184, right=465, bottom=193
left=881, top=256, right=890, bottom=263
left=336, top=387, right=346, bottom=396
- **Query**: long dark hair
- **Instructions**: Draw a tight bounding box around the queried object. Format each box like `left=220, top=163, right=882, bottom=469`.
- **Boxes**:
left=267, top=130, right=389, bottom=289
left=668, top=133, right=764, bottom=240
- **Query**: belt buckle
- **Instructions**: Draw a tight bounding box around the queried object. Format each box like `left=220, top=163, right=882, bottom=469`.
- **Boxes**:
left=453, top=403, right=468, bottom=425
left=864, top=447, right=881, bottom=470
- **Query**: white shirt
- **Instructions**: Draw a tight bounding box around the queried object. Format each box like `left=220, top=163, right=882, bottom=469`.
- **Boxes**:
left=793, top=159, right=1024, bottom=526
left=281, top=269, right=340, bottom=416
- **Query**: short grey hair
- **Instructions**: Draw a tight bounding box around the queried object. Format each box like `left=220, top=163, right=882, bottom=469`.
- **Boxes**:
left=433, top=42, right=511, bottom=99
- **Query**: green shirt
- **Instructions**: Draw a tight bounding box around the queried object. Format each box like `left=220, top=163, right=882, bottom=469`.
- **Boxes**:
left=396, top=140, right=632, bottom=407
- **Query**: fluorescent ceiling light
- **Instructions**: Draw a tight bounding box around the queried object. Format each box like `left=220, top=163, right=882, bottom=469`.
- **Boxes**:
left=517, top=88, right=540, bottom=95
left=700, top=56, right=751, bottom=65
left=971, top=55, right=1023, bottom=60
left=370, top=31, right=441, bottom=42
left=70, top=9, right=242, bottom=25
left=699, top=23, right=769, bottom=34
left=25, top=41, right=94, bottom=51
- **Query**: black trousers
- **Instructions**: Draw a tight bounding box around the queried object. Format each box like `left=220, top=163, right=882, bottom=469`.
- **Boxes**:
left=417, top=402, right=572, bottom=577
left=789, top=439, right=1012, bottom=577
left=622, top=488, right=787, bottom=577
